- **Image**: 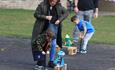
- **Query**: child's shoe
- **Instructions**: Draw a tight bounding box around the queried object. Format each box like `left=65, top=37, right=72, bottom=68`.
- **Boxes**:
left=34, top=65, right=39, bottom=70
left=38, top=66, right=45, bottom=70
left=48, top=61, right=56, bottom=68
left=34, top=65, right=47, bottom=70
left=80, top=50, right=87, bottom=54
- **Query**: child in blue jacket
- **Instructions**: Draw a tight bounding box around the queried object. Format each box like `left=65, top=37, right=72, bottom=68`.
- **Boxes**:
left=71, top=15, right=95, bottom=54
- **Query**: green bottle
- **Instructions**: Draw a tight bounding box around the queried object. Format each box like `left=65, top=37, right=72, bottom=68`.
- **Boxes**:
left=64, top=34, right=72, bottom=47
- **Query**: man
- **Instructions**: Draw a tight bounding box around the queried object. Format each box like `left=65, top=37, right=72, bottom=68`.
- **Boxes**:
left=31, top=0, right=68, bottom=69
left=73, top=0, right=99, bottom=45
left=74, top=0, right=99, bottom=21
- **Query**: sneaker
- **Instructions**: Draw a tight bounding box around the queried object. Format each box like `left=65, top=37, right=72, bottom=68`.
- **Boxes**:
left=34, top=65, right=47, bottom=70
left=34, top=65, right=39, bottom=70
left=48, top=61, right=56, bottom=68
left=38, top=66, right=45, bottom=70
left=80, top=50, right=87, bottom=54
left=77, top=50, right=80, bottom=53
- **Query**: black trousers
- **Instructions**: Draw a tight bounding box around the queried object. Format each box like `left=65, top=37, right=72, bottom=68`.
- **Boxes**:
left=33, top=51, right=46, bottom=66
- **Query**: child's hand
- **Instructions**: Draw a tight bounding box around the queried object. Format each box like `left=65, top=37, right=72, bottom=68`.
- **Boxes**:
left=79, top=32, right=84, bottom=39
left=79, top=35, right=84, bottom=39
left=42, top=51, right=46, bottom=55
left=46, top=51, right=50, bottom=54
left=56, top=46, right=61, bottom=52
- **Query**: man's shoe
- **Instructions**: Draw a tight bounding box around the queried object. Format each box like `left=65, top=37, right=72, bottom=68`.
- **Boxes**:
left=48, top=61, right=56, bottom=68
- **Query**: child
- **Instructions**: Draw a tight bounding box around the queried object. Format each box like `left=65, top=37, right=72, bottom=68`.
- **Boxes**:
left=54, top=51, right=66, bottom=70
left=71, top=15, right=95, bottom=54
left=33, top=29, right=53, bottom=54
left=32, top=29, right=53, bottom=70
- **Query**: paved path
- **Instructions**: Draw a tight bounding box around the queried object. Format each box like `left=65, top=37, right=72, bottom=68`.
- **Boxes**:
left=99, top=11, right=115, bottom=16
left=0, top=37, right=115, bottom=70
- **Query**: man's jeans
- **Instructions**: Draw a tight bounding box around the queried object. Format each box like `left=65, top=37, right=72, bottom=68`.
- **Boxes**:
left=48, top=23, right=59, bottom=61
left=77, top=10, right=93, bottom=22
left=72, top=26, right=79, bottom=43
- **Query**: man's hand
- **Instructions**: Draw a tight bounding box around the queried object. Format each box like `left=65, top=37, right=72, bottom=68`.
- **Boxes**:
left=74, top=7, right=79, bottom=13
left=93, top=8, right=98, bottom=18
left=46, top=16, right=52, bottom=21
left=93, top=12, right=98, bottom=18
left=55, top=20, right=60, bottom=25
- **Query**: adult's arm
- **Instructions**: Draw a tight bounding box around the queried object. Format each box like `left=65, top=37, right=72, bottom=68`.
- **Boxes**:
left=73, top=0, right=79, bottom=13
left=58, top=6, right=69, bottom=22
left=74, top=0, right=78, bottom=7
left=93, top=0, right=99, bottom=18
left=34, top=2, right=46, bottom=19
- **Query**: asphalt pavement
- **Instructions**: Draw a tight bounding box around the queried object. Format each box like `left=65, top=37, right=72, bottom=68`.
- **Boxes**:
left=0, top=36, right=115, bottom=70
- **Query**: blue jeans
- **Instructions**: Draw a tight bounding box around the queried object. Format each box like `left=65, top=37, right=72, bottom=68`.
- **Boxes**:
left=77, top=10, right=93, bottom=22
left=72, top=26, right=79, bottom=43
left=48, top=23, right=59, bottom=61
left=81, top=32, right=94, bottom=51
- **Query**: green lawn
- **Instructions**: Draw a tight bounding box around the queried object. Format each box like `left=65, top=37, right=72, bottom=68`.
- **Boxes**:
left=108, top=67, right=115, bottom=70
left=0, top=9, right=115, bottom=44
left=0, top=9, right=34, bottom=38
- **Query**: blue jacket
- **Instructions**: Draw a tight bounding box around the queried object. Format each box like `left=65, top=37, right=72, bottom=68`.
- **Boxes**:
left=76, top=20, right=95, bottom=33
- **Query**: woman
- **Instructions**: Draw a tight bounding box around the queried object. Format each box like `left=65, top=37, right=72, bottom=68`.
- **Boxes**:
left=31, top=0, right=68, bottom=69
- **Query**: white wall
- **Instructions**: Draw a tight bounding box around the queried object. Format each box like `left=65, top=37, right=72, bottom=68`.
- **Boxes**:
left=0, top=0, right=67, bottom=10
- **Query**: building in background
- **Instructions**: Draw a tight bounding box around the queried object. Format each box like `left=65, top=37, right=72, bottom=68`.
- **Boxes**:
left=99, top=0, right=115, bottom=12
left=0, top=0, right=67, bottom=10
left=0, top=0, right=115, bottom=12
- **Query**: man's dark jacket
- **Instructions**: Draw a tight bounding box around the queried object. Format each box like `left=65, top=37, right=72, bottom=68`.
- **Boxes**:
left=31, top=0, right=68, bottom=52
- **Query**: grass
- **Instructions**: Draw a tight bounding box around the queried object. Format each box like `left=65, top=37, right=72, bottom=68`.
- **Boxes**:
left=91, top=16, right=115, bottom=44
left=0, top=9, right=115, bottom=44
left=0, top=9, right=34, bottom=38
left=108, top=67, right=115, bottom=70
